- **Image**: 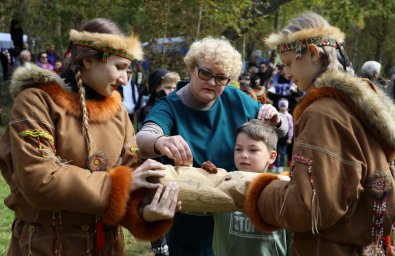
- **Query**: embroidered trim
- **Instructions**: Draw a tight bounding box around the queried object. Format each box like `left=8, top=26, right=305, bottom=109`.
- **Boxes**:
left=291, top=155, right=321, bottom=234
left=367, top=171, right=393, bottom=200
left=20, top=129, right=54, bottom=143
left=20, top=129, right=55, bottom=151
left=296, top=142, right=362, bottom=170
left=277, top=37, right=339, bottom=59
left=73, top=40, right=134, bottom=61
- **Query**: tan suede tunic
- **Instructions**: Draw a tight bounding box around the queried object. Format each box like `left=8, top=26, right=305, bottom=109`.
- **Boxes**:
left=0, top=65, right=140, bottom=255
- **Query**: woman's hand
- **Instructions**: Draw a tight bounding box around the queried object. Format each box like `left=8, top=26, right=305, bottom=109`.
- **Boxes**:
left=257, top=104, right=281, bottom=126
left=130, top=159, right=167, bottom=192
left=155, top=135, right=193, bottom=166
left=142, top=182, right=181, bottom=222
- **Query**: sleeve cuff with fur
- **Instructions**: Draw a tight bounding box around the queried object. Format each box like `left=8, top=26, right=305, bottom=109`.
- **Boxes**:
left=244, top=173, right=279, bottom=232
left=121, top=188, right=173, bottom=241
left=101, top=166, right=132, bottom=226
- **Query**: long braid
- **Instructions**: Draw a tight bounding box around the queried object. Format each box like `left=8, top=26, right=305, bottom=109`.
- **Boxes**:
left=75, top=70, right=93, bottom=156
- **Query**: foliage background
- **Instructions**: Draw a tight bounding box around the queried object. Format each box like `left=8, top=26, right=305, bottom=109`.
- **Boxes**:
left=0, top=0, right=394, bottom=77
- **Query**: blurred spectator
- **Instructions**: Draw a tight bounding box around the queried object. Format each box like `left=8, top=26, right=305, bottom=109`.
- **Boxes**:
left=247, top=62, right=258, bottom=76
left=273, top=98, right=293, bottom=173
left=239, top=80, right=257, bottom=101
left=12, top=49, right=32, bottom=71
left=256, top=61, right=274, bottom=87
left=53, top=60, right=63, bottom=75
left=46, top=44, right=61, bottom=66
left=35, top=52, right=54, bottom=71
left=137, top=69, right=180, bottom=130
left=120, top=66, right=140, bottom=123
left=0, top=49, right=10, bottom=80
left=267, top=64, right=292, bottom=108
left=361, top=60, right=387, bottom=91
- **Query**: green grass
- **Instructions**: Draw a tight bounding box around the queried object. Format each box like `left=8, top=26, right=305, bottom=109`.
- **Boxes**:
left=0, top=176, right=12, bottom=255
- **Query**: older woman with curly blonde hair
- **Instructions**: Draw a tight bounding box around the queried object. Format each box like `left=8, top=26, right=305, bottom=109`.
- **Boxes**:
left=137, top=36, right=288, bottom=256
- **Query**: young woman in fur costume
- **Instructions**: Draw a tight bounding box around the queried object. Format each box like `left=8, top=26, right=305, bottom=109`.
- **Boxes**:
left=0, top=18, right=180, bottom=255
left=243, top=12, right=395, bottom=256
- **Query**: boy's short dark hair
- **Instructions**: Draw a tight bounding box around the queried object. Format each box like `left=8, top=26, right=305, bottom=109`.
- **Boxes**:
left=235, top=119, right=278, bottom=150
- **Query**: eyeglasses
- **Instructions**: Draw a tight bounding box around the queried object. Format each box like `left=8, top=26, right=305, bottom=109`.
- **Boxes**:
left=196, top=64, right=230, bottom=86
left=41, top=56, right=48, bottom=59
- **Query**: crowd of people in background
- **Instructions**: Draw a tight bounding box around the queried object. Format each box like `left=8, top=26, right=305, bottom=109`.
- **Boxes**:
left=0, top=44, right=63, bottom=81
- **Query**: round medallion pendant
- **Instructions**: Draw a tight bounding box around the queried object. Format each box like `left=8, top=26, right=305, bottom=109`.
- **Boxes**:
left=87, top=151, right=108, bottom=172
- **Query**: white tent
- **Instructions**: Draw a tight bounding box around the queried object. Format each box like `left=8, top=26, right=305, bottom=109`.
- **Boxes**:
left=0, top=32, right=28, bottom=49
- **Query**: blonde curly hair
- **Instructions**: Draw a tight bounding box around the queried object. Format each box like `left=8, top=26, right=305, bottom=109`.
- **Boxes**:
left=184, top=37, right=242, bottom=81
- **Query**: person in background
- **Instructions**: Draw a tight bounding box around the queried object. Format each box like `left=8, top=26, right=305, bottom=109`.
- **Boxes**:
left=11, top=49, right=32, bottom=72
left=137, top=69, right=180, bottom=130
left=360, top=60, right=388, bottom=91
left=273, top=98, right=293, bottom=173
left=243, top=12, right=395, bottom=255
left=136, top=36, right=288, bottom=256
left=0, top=18, right=180, bottom=255
left=53, top=59, right=63, bottom=75
left=46, top=44, right=61, bottom=67
left=213, top=119, right=288, bottom=256
left=35, top=51, right=54, bottom=71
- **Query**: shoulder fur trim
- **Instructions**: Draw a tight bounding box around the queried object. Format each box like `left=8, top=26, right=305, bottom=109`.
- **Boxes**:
left=41, top=84, right=123, bottom=123
left=302, top=72, right=395, bottom=152
left=10, top=63, right=66, bottom=98
left=265, top=26, right=345, bottom=49
left=69, top=29, right=143, bottom=60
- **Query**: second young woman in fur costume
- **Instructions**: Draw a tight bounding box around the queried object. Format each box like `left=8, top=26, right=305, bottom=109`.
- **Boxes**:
left=243, top=12, right=395, bottom=256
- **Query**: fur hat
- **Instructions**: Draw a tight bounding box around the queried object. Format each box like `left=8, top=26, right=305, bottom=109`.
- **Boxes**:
left=68, top=29, right=143, bottom=61
left=265, top=24, right=345, bottom=59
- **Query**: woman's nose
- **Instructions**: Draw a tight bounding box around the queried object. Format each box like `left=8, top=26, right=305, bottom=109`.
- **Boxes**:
left=208, top=77, right=217, bottom=86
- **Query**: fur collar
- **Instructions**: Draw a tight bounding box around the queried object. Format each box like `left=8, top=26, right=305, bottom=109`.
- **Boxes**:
left=294, top=71, right=395, bottom=154
left=10, top=63, right=123, bottom=122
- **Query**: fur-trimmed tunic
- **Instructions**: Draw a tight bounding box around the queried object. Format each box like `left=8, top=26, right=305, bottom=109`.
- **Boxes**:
left=245, top=71, right=395, bottom=255
left=0, top=64, right=171, bottom=255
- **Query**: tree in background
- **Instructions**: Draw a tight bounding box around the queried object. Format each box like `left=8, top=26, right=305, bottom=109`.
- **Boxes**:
left=0, top=0, right=394, bottom=77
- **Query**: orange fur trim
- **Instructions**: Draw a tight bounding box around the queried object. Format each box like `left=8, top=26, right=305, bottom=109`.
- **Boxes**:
left=102, top=166, right=132, bottom=225
left=244, top=173, right=279, bottom=232
left=121, top=189, right=173, bottom=241
left=40, top=83, right=122, bottom=122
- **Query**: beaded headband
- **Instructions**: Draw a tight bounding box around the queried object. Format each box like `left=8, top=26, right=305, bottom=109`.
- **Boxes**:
left=277, top=37, right=338, bottom=59
left=265, top=26, right=345, bottom=59
left=66, top=29, right=143, bottom=62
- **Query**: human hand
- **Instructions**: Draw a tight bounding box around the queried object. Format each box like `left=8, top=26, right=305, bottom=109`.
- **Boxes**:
left=131, top=159, right=167, bottom=192
left=257, top=104, right=281, bottom=126
left=155, top=135, right=193, bottom=166
left=286, top=139, right=292, bottom=144
left=142, top=182, right=181, bottom=222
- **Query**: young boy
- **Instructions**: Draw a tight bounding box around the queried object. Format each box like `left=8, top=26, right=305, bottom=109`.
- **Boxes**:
left=212, top=119, right=288, bottom=256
